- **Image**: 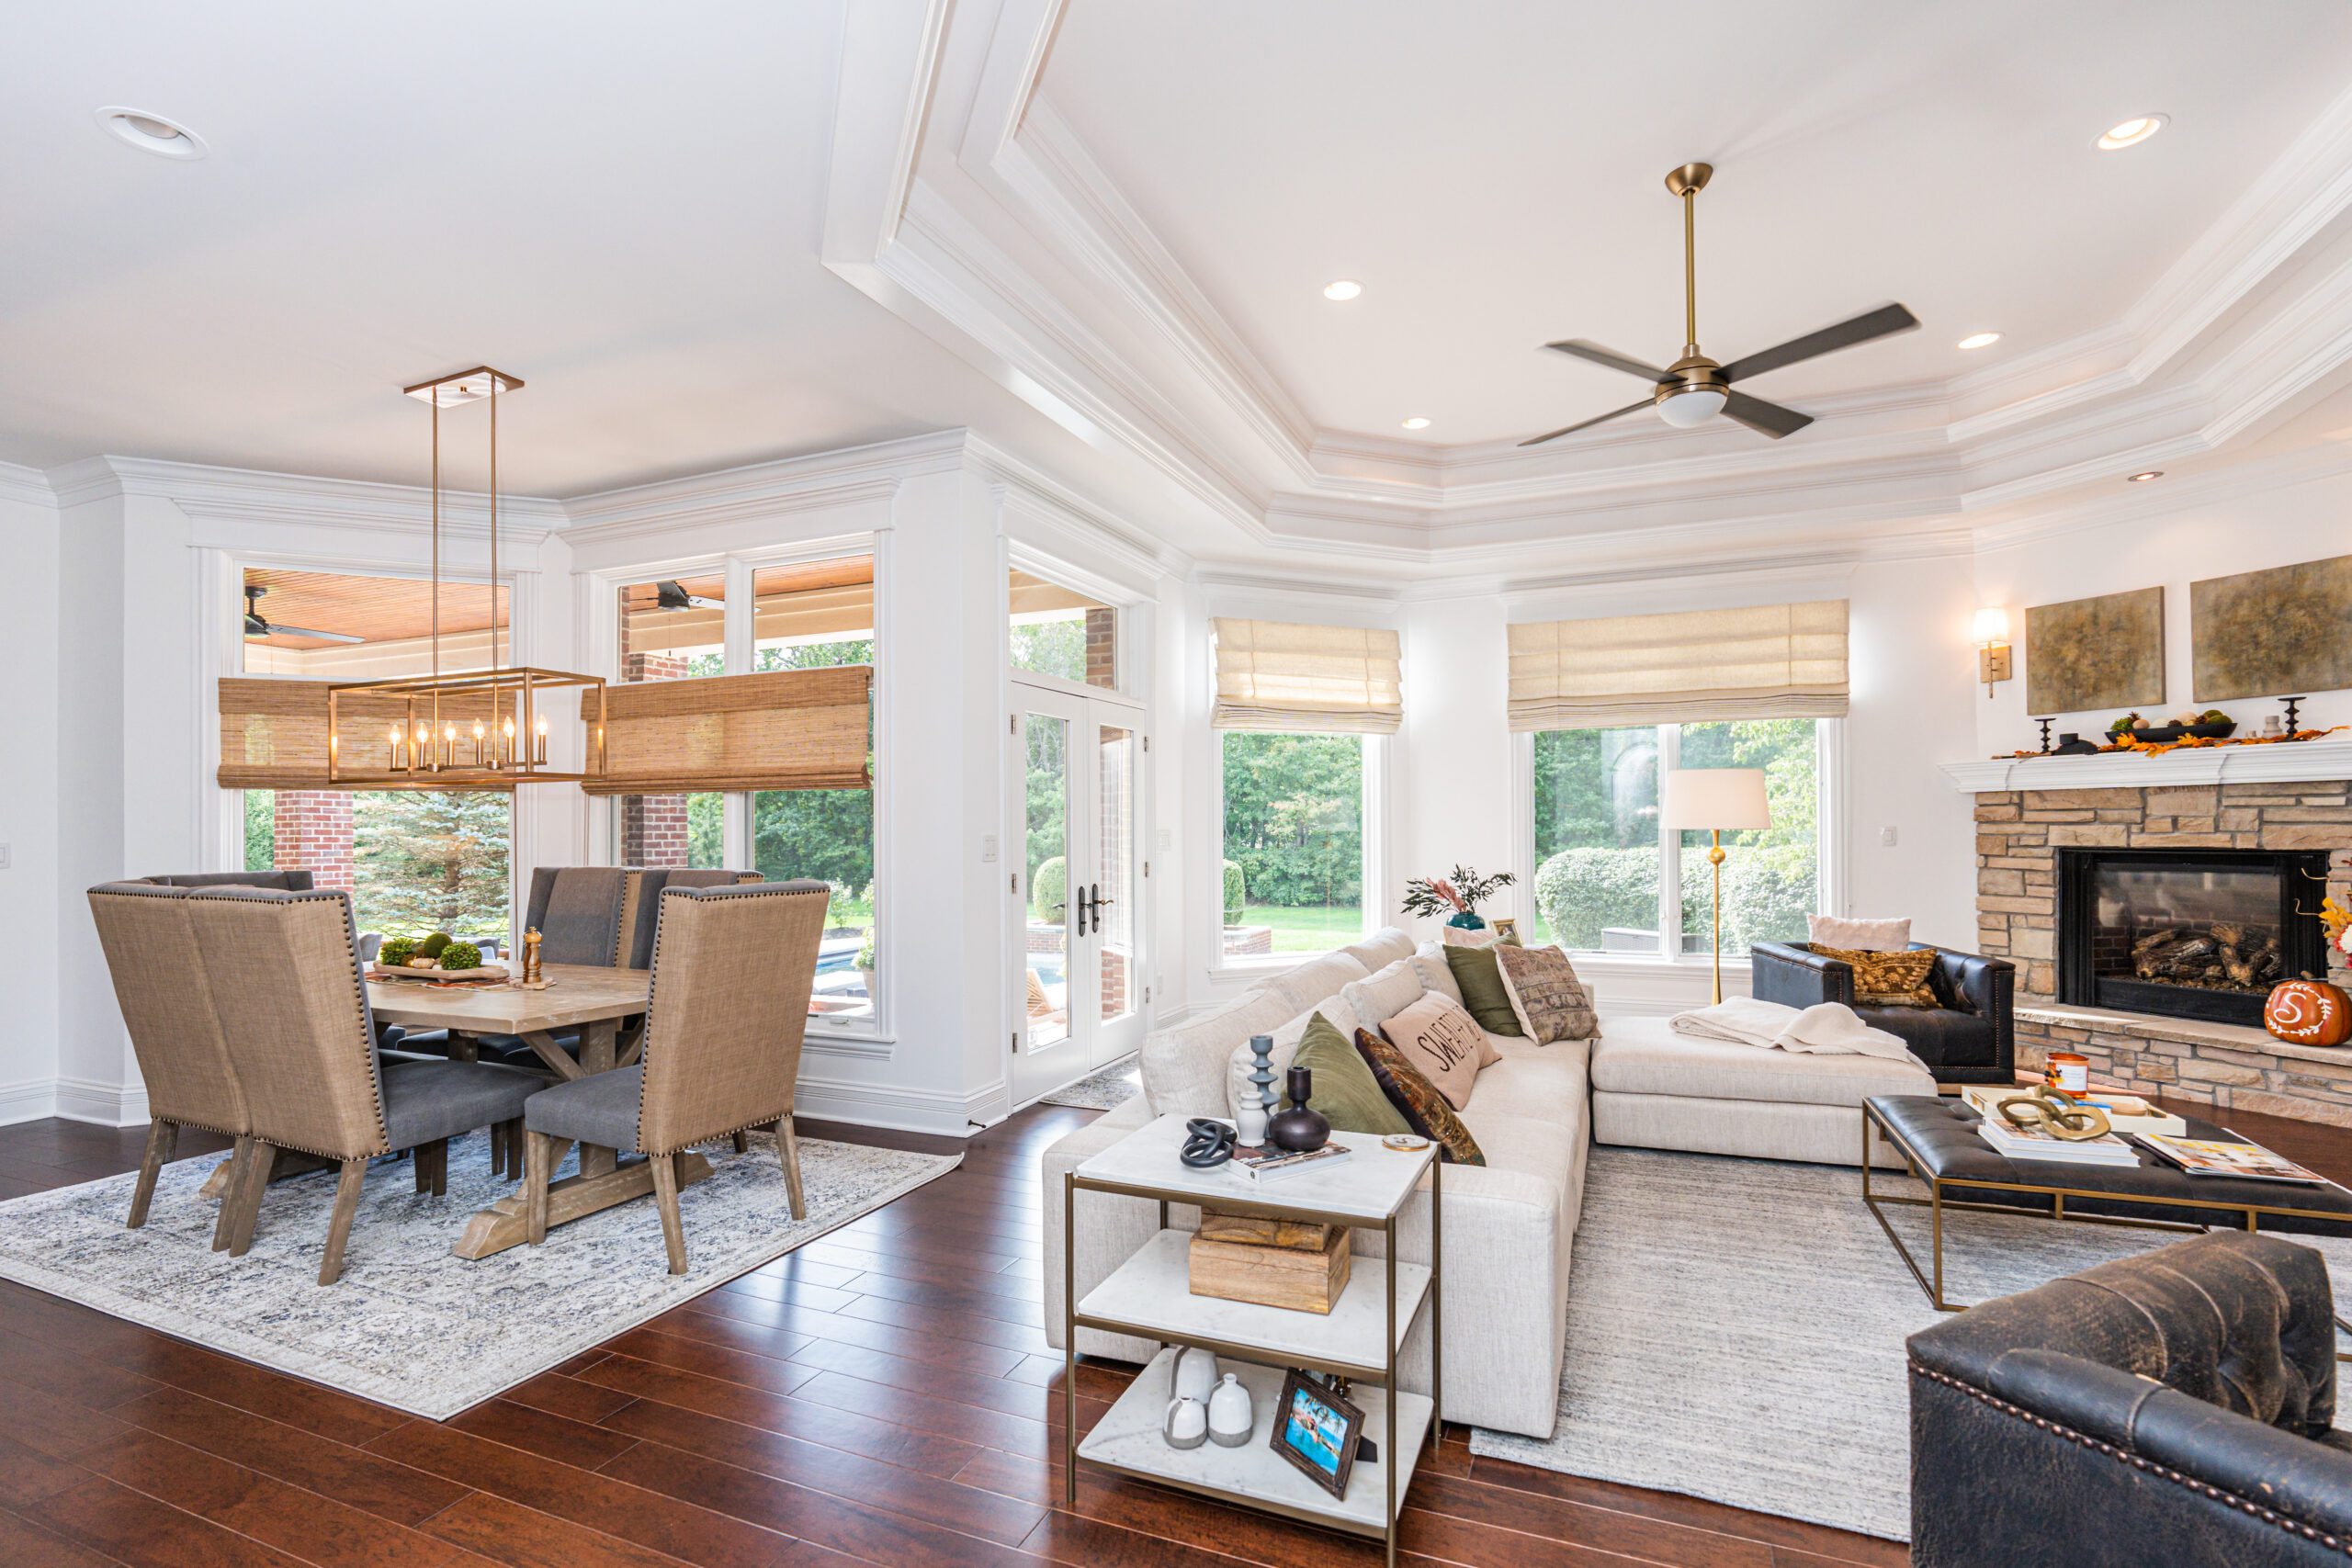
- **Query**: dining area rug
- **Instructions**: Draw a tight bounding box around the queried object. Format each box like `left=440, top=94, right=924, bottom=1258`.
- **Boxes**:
left=0, top=1129, right=957, bottom=1419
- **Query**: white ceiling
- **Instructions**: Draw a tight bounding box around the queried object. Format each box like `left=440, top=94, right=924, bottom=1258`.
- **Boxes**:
left=0, top=1, right=1173, bottom=508
left=1043, top=1, right=2352, bottom=446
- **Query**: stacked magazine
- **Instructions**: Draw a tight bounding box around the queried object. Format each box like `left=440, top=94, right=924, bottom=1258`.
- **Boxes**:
left=1976, top=1114, right=2140, bottom=1168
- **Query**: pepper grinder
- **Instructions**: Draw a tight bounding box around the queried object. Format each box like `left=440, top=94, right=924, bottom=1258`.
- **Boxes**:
left=1237, top=1034, right=1274, bottom=1147
left=522, top=926, right=544, bottom=985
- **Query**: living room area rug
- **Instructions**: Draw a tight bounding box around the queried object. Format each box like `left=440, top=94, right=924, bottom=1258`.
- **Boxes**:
left=0, top=1129, right=957, bottom=1420
left=1471, top=1145, right=2352, bottom=1541
left=1039, top=1057, right=1141, bottom=1111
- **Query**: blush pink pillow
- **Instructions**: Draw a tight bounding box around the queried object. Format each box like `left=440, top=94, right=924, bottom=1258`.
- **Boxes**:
left=1378, top=993, right=1486, bottom=1110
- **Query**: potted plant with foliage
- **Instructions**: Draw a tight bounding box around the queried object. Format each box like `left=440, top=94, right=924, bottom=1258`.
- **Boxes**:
left=1401, top=865, right=1516, bottom=931
left=854, top=929, right=877, bottom=999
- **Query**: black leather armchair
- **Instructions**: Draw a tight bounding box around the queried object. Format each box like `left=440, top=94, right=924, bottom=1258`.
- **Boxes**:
left=1751, top=940, right=2012, bottom=1084
left=1908, top=1232, right=2352, bottom=1567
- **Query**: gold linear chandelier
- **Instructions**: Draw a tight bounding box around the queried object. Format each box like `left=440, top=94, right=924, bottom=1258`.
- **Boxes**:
left=324, top=367, right=608, bottom=788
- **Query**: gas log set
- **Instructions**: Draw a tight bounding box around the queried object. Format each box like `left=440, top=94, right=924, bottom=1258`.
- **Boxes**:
left=2129, top=920, right=2283, bottom=993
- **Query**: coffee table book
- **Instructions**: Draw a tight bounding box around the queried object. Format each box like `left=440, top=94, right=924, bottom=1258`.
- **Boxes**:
left=1064, top=1113, right=1440, bottom=1563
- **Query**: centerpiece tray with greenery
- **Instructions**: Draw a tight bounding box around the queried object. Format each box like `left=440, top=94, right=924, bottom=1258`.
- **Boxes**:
left=368, top=934, right=506, bottom=982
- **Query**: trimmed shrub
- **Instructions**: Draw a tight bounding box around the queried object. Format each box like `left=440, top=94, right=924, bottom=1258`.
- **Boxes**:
left=1222, top=860, right=1246, bottom=925
left=1533, top=846, right=1657, bottom=950
left=1032, top=855, right=1068, bottom=921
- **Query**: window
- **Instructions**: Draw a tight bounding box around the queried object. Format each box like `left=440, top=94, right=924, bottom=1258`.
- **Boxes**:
left=236, top=568, right=514, bottom=947
left=1529, top=718, right=1823, bottom=956
left=1009, top=569, right=1116, bottom=688
left=610, top=557, right=879, bottom=1029
left=1219, top=730, right=1366, bottom=958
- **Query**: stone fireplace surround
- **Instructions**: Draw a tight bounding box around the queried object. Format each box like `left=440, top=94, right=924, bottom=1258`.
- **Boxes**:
left=1971, top=775, right=2352, bottom=1124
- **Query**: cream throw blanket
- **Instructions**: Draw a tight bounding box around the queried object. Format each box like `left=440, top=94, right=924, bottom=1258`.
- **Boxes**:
left=1669, top=997, right=1922, bottom=1063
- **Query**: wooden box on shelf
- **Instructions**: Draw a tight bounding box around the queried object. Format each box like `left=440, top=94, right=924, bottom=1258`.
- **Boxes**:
left=1188, top=1208, right=1351, bottom=1314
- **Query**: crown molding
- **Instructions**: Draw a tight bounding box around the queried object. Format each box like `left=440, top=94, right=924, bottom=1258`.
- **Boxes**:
left=0, top=459, right=53, bottom=509
left=40, top=455, right=561, bottom=543
left=966, top=433, right=1194, bottom=580
left=1968, top=436, right=2352, bottom=554
left=554, top=429, right=963, bottom=540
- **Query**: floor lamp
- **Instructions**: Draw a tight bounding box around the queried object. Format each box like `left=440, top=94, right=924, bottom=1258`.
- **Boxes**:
left=1661, top=767, right=1770, bottom=1004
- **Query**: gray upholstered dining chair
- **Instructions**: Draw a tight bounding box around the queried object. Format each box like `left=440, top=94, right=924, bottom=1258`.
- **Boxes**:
left=184, top=886, right=543, bottom=1284
left=86, top=882, right=250, bottom=1239
left=521, top=880, right=829, bottom=1274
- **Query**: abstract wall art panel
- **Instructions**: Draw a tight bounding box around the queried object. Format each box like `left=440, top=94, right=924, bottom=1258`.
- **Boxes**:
left=2024, top=586, right=2165, bottom=715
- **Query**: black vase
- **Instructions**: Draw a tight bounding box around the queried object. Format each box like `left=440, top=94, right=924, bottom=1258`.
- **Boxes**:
left=1265, top=1065, right=1330, bottom=1153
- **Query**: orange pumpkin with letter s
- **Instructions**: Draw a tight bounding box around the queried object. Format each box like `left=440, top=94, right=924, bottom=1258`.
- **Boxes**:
left=2266, top=976, right=2352, bottom=1048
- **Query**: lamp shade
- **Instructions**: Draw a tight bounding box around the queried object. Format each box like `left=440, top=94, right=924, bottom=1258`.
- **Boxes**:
left=1972, top=607, right=2010, bottom=643
left=1662, top=767, right=1770, bottom=831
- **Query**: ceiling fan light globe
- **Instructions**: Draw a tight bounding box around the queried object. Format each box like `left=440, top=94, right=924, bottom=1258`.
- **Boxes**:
left=1656, top=385, right=1727, bottom=427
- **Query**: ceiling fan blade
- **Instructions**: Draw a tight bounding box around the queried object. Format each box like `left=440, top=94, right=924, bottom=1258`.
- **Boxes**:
left=1717, top=303, right=1919, bottom=385
left=1719, top=389, right=1814, bottom=440
left=1519, top=399, right=1655, bottom=446
left=1543, top=340, right=1672, bottom=384
left=257, top=624, right=368, bottom=645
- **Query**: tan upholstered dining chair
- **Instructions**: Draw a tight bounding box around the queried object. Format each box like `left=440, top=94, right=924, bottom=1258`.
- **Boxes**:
left=521, top=880, right=829, bottom=1274
left=86, top=882, right=249, bottom=1238
left=184, top=886, right=543, bottom=1284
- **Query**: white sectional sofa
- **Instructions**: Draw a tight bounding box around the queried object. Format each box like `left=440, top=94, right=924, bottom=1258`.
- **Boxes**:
left=1038, top=931, right=1937, bottom=1441
left=1040, top=928, right=1591, bottom=1440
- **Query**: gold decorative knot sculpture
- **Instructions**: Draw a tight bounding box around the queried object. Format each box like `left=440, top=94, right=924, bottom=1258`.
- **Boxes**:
left=1997, top=1089, right=2111, bottom=1142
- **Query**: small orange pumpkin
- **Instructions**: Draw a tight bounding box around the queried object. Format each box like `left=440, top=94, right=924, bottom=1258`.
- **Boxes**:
left=2266, top=976, right=2352, bottom=1048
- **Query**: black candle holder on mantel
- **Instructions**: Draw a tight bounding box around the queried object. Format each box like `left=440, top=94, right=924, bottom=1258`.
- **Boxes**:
left=2284, top=696, right=2305, bottom=734
left=2035, top=717, right=2054, bottom=754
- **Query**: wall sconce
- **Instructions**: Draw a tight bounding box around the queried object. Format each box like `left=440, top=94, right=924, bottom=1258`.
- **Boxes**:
left=1973, top=607, right=2012, bottom=699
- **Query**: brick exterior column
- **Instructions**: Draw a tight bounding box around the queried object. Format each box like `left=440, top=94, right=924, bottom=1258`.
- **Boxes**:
left=618, top=645, right=691, bottom=866
left=1084, top=606, right=1116, bottom=689
left=273, top=790, right=355, bottom=891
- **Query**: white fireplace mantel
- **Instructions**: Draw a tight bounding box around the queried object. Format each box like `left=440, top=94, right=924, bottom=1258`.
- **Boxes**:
left=1939, top=737, right=2352, bottom=795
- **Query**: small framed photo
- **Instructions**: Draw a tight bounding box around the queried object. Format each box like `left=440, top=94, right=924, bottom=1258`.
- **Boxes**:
left=1489, top=917, right=1519, bottom=943
left=1271, top=1368, right=1363, bottom=1499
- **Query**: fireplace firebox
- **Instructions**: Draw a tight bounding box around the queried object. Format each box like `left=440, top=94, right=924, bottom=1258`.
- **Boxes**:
left=2056, top=847, right=2333, bottom=1027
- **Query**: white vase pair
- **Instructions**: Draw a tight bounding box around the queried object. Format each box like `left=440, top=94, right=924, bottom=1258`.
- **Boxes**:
left=1163, top=1347, right=1253, bottom=1450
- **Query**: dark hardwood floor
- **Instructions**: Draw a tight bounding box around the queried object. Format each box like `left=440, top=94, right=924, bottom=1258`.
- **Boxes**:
left=3, top=1089, right=2342, bottom=1568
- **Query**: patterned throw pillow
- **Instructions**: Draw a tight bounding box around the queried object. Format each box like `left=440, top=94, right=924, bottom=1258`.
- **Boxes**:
left=1353, top=1029, right=1486, bottom=1165
left=1812, top=943, right=1942, bottom=1009
left=1491, top=943, right=1597, bottom=1044
left=1377, top=993, right=1485, bottom=1109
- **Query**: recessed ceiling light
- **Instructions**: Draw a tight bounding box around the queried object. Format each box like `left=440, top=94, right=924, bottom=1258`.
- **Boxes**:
left=2096, top=115, right=2166, bottom=152
left=2126, top=469, right=2165, bottom=482
left=1400, top=417, right=1430, bottom=431
left=95, top=105, right=207, bottom=159
left=1956, top=331, right=2003, bottom=351
left=1322, top=279, right=1363, bottom=301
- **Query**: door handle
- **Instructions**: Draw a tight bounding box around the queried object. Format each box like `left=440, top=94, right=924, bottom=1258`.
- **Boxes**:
left=1073, top=886, right=1091, bottom=937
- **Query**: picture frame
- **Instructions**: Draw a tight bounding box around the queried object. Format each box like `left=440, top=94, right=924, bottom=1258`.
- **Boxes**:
left=1271, top=1367, right=1363, bottom=1499
left=1490, top=917, right=1520, bottom=943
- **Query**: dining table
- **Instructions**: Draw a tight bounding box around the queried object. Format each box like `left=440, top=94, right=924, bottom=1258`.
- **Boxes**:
left=365, top=962, right=717, bottom=1259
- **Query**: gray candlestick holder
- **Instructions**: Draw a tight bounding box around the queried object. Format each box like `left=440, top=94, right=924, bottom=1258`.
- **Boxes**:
left=1237, top=1032, right=1275, bottom=1147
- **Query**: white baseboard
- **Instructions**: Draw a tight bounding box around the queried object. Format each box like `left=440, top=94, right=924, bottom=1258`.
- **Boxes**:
left=792, top=1070, right=975, bottom=1138
left=0, top=1078, right=60, bottom=1127
left=52, top=1077, right=148, bottom=1128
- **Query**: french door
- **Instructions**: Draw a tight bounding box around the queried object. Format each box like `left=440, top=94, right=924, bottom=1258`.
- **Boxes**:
left=1009, top=681, right=1148, bottom=1106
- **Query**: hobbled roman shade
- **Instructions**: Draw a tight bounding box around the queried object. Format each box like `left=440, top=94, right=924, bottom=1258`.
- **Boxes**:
left=218, top=678, right=510, bottom=790
left=1507, top=599, right=1849, bottom=731
left=581, top=666, right=871, bottom=795
left=1210, top=618, right=1402, bottom=734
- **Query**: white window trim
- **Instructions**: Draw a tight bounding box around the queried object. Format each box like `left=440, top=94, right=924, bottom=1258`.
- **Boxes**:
left=1510, top=716, right=1846, bottom=967
left=1205, top=728, right=1390, bottom=979
left=1004, top=542, right=1133, bottom=701
left=590, top=531, right=891, bottom=1046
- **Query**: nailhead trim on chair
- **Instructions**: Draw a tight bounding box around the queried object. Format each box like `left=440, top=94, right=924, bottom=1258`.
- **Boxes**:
left=633, top=882, right=829, bottom=1155
left=1908, top=1359, right=2352, bottom=1556
left=187, top=887, right=393, bottom=1158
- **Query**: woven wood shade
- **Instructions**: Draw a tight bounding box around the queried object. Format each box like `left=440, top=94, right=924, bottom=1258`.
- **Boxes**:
left=1507, top=599, right=1849, bottom=731
left=1210, top=618, right=1402, bottom=734
left=582, top=667, right=872, bottom=795
left=218, top=679, right=512, bottom=790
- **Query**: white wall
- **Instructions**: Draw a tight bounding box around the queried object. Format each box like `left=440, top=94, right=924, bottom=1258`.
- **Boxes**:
left=0, top=476, right=62, bottom=1120
left=1974, top=466, right=2352, bottom=754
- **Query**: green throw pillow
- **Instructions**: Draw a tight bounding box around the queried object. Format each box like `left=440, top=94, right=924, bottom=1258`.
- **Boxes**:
left=1443, top=941, right=1524, bottom=1036
left=1284, top=1013, right=1412, bottom=1137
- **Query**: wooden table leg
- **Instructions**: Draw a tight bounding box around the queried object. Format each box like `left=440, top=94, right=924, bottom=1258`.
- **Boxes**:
left=199, top=1145, right=334, bottom=1199
left=577, top=1021, right=619, bottom=1179
left=448, top=1032, right=481, bottom=1065
left=452, top=1151, right=715, bottom=1260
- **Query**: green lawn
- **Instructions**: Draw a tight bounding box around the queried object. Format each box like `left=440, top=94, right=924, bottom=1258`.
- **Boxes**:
left=1239, top=903, right=1366, bottom=954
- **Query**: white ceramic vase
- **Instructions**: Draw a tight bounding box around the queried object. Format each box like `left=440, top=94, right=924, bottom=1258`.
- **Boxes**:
left=1206, top=1372, right=1253, bottom=1447
left=1163, top=1394, right=1207, bottom=1450
left=1170, top=1345, right=1219, bottom=1405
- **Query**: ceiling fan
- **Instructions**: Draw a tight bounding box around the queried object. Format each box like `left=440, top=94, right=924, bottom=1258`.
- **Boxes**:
left=655, top=580, right=721, bottom=611
left=243, top=584, right=363, bottom=644
left=1522, top=163, right=1918, bottom=446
